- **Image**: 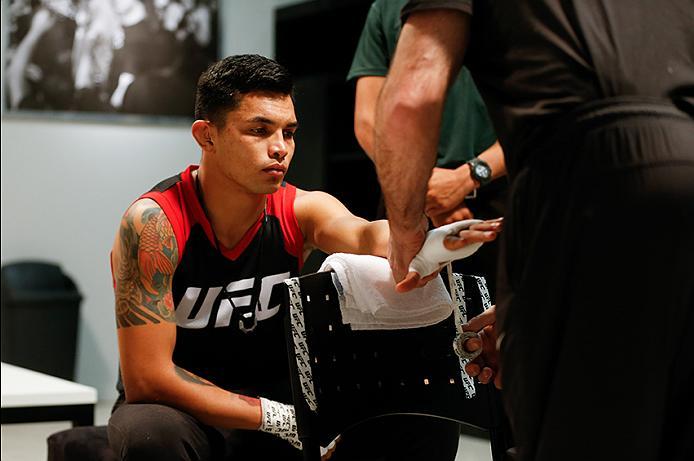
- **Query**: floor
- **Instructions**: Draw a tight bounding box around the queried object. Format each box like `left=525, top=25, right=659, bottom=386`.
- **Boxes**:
left=1, top=400, right=493, bottom=460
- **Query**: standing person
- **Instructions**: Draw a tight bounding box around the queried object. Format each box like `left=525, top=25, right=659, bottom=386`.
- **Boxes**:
left=108, top=54, right=499, bottom=460
left=373, top=2, right=694, bottom=461
left=72, top=0, right=122, bottom=111
left=348, top=5, right=513, bottom=456
left=6, top=0, right=78, bottom=110
left=347, top=0, right=507, bottom=296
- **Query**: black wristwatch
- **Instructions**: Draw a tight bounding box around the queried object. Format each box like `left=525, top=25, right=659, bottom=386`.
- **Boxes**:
left=466, top=158, right=492, bottom=186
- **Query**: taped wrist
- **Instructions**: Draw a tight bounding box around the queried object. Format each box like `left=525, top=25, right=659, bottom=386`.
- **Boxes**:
left=409, top=219, right=484, bottom=276
left=259, top=397, right=301, bottom=450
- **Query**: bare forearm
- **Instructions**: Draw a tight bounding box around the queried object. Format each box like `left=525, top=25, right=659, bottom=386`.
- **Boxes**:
left=477, top=141, right=506, bottom=180
left=354, top=114, right=376, bottom=161
left=374, top=90, right=437, bottom=233
left=123, top=364, right=262, bottom=430
left=374, top=64, right=441, bottom=233
left=374, top=11, right=468, bottom=235
left=354, top=76, right=385, bottom=162
left=359, top=219, right=389, bottom=257
left=313, top=217, right=389, bottom=258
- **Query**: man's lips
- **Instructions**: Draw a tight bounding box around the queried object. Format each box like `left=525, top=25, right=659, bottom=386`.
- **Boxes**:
left=263, top=164, right=287, bottom=175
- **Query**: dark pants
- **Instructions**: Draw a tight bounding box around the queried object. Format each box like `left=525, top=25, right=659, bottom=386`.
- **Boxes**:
left=108, top=402, right=302, bottom=461
left=329, top=415, right=461, bottom=461
left=497, top=98, right=694, bottom=461
left=108, top=402, right=461, bottom=461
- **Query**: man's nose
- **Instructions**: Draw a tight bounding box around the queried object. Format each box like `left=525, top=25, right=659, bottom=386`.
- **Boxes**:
left=269, top=135, right=288, bottom=160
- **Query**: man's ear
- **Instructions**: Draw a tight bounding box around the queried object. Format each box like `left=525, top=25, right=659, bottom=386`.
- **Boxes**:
left=191, top=120, right=214, bottom=149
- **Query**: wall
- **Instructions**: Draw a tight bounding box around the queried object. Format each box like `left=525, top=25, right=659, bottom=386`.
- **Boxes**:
left=0, top=0, right=302, bottom=400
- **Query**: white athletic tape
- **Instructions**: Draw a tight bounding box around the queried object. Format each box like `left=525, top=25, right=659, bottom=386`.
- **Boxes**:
left=448, top=267, right=477, bottom=398
left=447, top=266, right=493, bottom=399
left=259, top=397, right=301, bottom=449
left=475, top=275, right=492, bottom=311
left=409, top=220, right=484, bottom=276
left=284, top=277, right=318, bottom=412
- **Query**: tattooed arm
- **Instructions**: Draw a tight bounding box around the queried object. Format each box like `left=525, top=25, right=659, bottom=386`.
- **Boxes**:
left=111, top=198, right=262, bottom=430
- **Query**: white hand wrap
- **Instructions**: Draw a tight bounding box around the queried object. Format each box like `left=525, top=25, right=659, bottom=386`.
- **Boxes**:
left=409, top=219, right=484, bottom=276
left=259, top=397, right=301, bottom=450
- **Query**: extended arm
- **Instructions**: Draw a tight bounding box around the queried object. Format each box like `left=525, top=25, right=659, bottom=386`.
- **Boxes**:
left=374, top=9, right=471, bottom=282
left=294, top=188, right=500, bottom=289
left=112, top=199, right=262, bottom=430
left=294, top=189, right=389, bottom=257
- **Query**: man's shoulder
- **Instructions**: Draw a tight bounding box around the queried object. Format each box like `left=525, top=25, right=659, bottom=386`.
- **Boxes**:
left=133, top=166, right=195, bottom=225
left=292, top=187, right=328, bottom=202
left=122, top=198, right=168, bottom=225
left=293, top=189, right=344, bottom=218
left=148, top=172, right=184, bottom=195
left=116, top=198, right=178, bottom=263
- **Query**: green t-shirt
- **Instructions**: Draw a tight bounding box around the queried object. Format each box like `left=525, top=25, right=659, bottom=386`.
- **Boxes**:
left=347, top=0, right=496, bottom=168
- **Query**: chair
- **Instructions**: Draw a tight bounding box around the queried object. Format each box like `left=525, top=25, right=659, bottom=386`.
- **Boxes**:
left=280, top=270, right=513, bottom=461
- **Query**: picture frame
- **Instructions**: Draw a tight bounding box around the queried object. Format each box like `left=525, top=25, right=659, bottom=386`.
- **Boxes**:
left=3, top=0, right=218, bottom=122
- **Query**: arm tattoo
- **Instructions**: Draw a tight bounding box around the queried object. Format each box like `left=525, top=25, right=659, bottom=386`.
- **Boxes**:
left=174, top=366, right=213, bottom=386
left=115, top=205, right=178, bottom=327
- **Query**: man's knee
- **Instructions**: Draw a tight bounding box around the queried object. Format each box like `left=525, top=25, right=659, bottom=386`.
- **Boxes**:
left=108, top=403, right=211, bottom=460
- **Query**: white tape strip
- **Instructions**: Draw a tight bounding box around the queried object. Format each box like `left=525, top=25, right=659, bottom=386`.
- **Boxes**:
left=284, top=277, right=318, bottom=412
left=474, top=275, right=492, bottom=311
left=447, top=265, right=477, bottom=399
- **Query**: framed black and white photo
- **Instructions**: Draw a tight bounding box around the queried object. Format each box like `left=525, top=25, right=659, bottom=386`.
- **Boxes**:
left=4, top=0, right=218, bottom=119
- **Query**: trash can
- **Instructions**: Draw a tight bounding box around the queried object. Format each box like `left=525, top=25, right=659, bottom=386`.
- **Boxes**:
left=1, top=261, right=82, bottom=380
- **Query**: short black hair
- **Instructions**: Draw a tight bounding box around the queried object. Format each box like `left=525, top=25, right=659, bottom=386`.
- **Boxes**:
left=194, top=54, right=294, bottom=126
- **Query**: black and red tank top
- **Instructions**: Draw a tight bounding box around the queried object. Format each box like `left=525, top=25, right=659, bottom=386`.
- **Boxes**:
left=141, top=165, right=303, bottom=399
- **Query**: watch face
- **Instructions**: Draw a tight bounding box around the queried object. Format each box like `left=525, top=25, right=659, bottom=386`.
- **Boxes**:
left=474, top=164, right=491, bottom=179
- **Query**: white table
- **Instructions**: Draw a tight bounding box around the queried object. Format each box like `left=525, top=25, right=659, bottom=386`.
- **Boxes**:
left=1, top=362, right=98, bottom=426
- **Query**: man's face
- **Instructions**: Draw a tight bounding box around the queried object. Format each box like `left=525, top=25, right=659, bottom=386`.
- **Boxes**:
left=211, top=92, right=297, bottom=195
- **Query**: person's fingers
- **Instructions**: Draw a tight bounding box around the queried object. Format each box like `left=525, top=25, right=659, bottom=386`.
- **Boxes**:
left=320, top=435, right=341, bottom=461
left=443, top=229, right=498, bottom=250
left=424, top=189, right=451, bottom=211
left=469, top=218, right=503, bottom=232
left=465, top=362, right=481, bottom=377
left=462, top=306, right=496, bottom=332
left=475, top=217, right=504, bottom=224
left=463, top=336, right=482, bottom=352
left=442, top=209, right=474, bottom=225
left=395, top=271, right=421, bottom=293
left=478, top=367, right=494, bottom=384
left=444, top=208, right=474, bottom=224
left=430, top=206, right=474, bottom=224
left=429, top=213, right=448, bottom=228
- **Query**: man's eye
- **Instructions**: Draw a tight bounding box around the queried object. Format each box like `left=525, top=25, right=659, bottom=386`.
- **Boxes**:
left=284, top=130, right=295, bottom=139
left=251, top=127, right=267, bottom=135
